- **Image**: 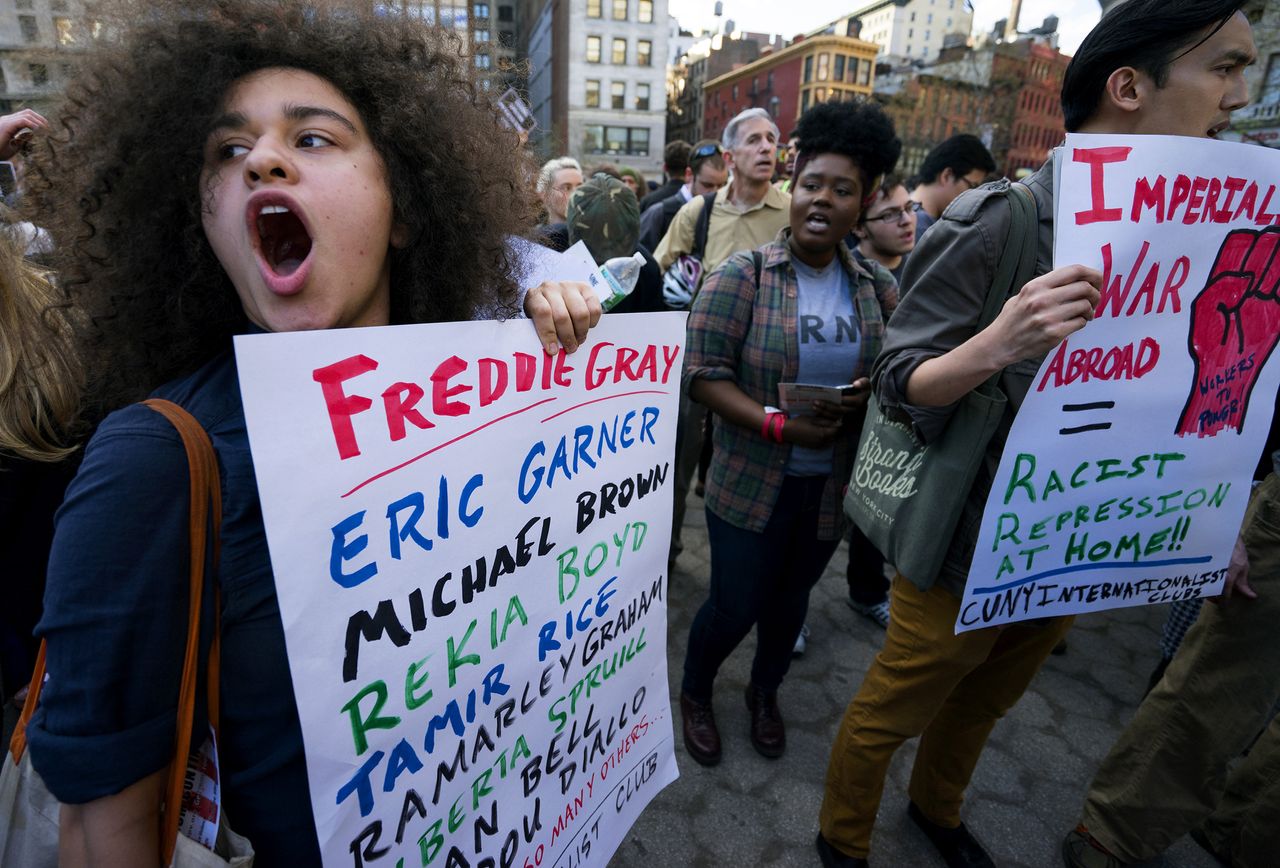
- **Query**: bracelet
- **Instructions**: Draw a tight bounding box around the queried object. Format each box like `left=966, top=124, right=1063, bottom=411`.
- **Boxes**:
left=761, top=411, right=786, bottom=444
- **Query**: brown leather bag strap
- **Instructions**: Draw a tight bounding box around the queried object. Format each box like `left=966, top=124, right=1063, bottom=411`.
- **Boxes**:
left=142, top=398, right=223, bottom=865
left=7, top=640, right=45, bottom=762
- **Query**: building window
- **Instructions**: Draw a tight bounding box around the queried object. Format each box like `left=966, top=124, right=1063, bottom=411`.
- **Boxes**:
left=474, top=3, right=490, bottom=17
left=767, top=70, right=774, bottom=90
left=587, top=0, right=601, bottom=17
left=587, top=35, right=602, bottom=62
left=58, top=62, right=71, bottom=80
left=637, top=39, right=651, bottom=66
left=586, top=125, right=651, bottom=155
left=630, top=127, right=650, bottom=155
left=732, top=83, right=739, bottom=100
left=611, top=80, right=625, bottom=109
left=54, top=17, right=74, bottom=45
left=910, top=11, right=916, bottom=20
left=817, top=53, right=830, bottom=81
left=475, top=29, right=490, bottom=42
left=925, top=30, right=931, bottom=41
left=19, top=15, right=38, bottom=42
left=908, top=28, right=913, bottom=38
left=803, top=55, right=813, bottom=84
left=801, top=89, right=811, bottom=112
left=499, top=29, right=514, bottom=46
left=834, top=55, right=845, bottom=82
left=50, top=0, right=67, bottom=9
left=29, top=63, right=47, bottom=86
left=15, top=0, right=32, bottom=8
left=612, top=0, right=627, bottom=20
left=498, top=4, right=513, bottom=21
left=612, top=37, right=626, bottom=64
left=635, top=82, right=650, bottom=110
left=859, top=58, right=870, bottom=85
left=474, top=53, right=491, bottom=69
left=585, top=79, right=601, bottom=107
left=638, top=0, right=653, bottom=22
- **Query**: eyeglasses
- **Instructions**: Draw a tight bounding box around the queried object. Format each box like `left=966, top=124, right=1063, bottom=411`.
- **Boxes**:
left=863, top=205, right=914, bottom=225
left=958, top=175, right=981, bottom=190
left=691, top=142, right=722, bottom=160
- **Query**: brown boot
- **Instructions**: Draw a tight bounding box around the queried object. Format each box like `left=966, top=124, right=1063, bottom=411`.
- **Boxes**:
left=744, top=683, right=785, bottom=758
left=680, top=692, right=721, bottom=766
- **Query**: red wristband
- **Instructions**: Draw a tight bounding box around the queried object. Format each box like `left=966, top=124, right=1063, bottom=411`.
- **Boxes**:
left=761, top=411, right=785, bottom=444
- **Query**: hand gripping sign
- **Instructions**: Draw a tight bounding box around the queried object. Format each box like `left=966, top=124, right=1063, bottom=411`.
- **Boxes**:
left=955, top=134, right=1280, bottom=632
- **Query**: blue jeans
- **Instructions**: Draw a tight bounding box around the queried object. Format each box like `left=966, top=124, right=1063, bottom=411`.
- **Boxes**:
left=682, top=475, right=842, bottom=699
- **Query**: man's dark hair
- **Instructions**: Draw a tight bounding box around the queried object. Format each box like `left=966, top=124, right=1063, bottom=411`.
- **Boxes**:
left=1061, top=0, right=1247, bottom=131
left=917, top=134, right=995, bottom=185
left=688, top=139, right=726, bottom=177
left=663, top=139, right=692, bottom=175
left=793, top=99, right=901, bottom=189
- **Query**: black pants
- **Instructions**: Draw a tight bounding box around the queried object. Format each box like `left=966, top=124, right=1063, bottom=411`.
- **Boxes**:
left=682, top=475, right=841, bottom=699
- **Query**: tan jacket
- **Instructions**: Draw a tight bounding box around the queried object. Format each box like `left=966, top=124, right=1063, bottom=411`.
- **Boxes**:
left=653, top=182, right=790, bottom=282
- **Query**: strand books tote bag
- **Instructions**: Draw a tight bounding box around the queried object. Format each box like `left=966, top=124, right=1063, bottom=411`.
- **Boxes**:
left=843, top=183, right=1039, bottom=590
left=0, top=399, right=253, bottom=867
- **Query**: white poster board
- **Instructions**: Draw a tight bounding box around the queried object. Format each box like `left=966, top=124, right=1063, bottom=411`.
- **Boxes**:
left=958, top=133, right=1280, bottom=632
left=235, top=313, right=683, bottom=866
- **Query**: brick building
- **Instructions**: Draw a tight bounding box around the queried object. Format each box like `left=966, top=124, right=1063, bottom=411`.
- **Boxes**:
left=878, top=35, right=1068, bottom=179
left=700, top=34, right=878, bottom=143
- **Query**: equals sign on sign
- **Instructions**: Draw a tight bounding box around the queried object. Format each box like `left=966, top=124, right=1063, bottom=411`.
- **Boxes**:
left=1059, top=401, right=1115, bottom=435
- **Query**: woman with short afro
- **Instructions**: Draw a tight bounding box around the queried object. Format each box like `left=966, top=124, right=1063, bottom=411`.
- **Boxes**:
left=678, top=99, right=901, bottom=767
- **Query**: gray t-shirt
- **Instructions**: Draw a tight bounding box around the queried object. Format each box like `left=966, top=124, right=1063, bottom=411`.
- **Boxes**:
left=788, top=256, right=858, bottom=476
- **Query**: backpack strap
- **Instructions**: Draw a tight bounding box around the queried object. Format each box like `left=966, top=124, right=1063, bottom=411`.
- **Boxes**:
left=691, top=190, right=717, bottom=260
left=752, top=250, right=763, bottom=286
left=977, top=182, right=1038, bottom=387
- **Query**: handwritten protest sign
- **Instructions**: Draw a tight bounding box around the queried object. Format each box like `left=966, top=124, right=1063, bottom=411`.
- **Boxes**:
left=235, top=313, right=683, bottom=867
left=958, top=133, right=1280, bottom=632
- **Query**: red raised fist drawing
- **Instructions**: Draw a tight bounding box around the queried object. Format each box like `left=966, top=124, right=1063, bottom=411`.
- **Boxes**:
left=1176, top=226, right=1280, bottom=438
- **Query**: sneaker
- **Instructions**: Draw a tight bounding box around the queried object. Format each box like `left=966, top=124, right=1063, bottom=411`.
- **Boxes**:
left=1061, top=827, right=1126, bottom=868
left=848, top=598, right=890, bottom=629
left=792, top=623, right=811, bottom=657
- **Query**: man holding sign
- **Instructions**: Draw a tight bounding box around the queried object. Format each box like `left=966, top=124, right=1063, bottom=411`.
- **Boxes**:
left=817, top=2, right=1264, bottom=867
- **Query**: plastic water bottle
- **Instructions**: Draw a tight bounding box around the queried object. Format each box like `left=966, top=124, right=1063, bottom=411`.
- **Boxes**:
left=591, top=251, right=646, bottom=311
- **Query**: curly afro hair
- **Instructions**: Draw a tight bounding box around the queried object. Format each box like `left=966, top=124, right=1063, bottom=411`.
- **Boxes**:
left=27, top=0, right=537, bottom=422
left=792, top=99, right=902, bottom=190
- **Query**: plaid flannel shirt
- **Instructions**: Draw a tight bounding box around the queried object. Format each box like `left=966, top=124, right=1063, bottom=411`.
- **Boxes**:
left=684, top=229, right=898, bottom=539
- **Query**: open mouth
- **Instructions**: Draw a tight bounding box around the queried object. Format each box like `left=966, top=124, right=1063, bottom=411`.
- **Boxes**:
left=1207, top=120, right=1230, bottom=138
left=257, top=205, right=312, bottom=276
left=246, top=194, right=314, bottom=296
left=804, top=212, right=831, bottom=232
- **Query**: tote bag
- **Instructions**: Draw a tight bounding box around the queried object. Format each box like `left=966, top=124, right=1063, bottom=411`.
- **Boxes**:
left=844, top=183, right=1039, bottom=590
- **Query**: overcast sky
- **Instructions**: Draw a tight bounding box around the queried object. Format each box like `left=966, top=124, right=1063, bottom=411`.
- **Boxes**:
left=667, top=0, right=1102, bottom=55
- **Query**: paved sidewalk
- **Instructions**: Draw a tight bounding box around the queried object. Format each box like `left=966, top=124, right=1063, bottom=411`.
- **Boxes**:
left=609, top=503, right=1218, bottom=868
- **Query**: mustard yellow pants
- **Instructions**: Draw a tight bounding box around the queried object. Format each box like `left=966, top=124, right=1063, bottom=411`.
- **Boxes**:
left=819, top=575, right=1072, bottom=858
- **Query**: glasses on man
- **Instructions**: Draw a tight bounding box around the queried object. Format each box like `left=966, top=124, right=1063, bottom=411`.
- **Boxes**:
left=958, top=175, right=981, bottom=190
left=691, top=142, right=722, bottom=159
left=863, top=205, right=914, bottom=225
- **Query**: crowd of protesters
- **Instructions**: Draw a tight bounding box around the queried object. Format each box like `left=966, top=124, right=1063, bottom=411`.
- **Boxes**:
left=0, top=0, right=1274, bottom=867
